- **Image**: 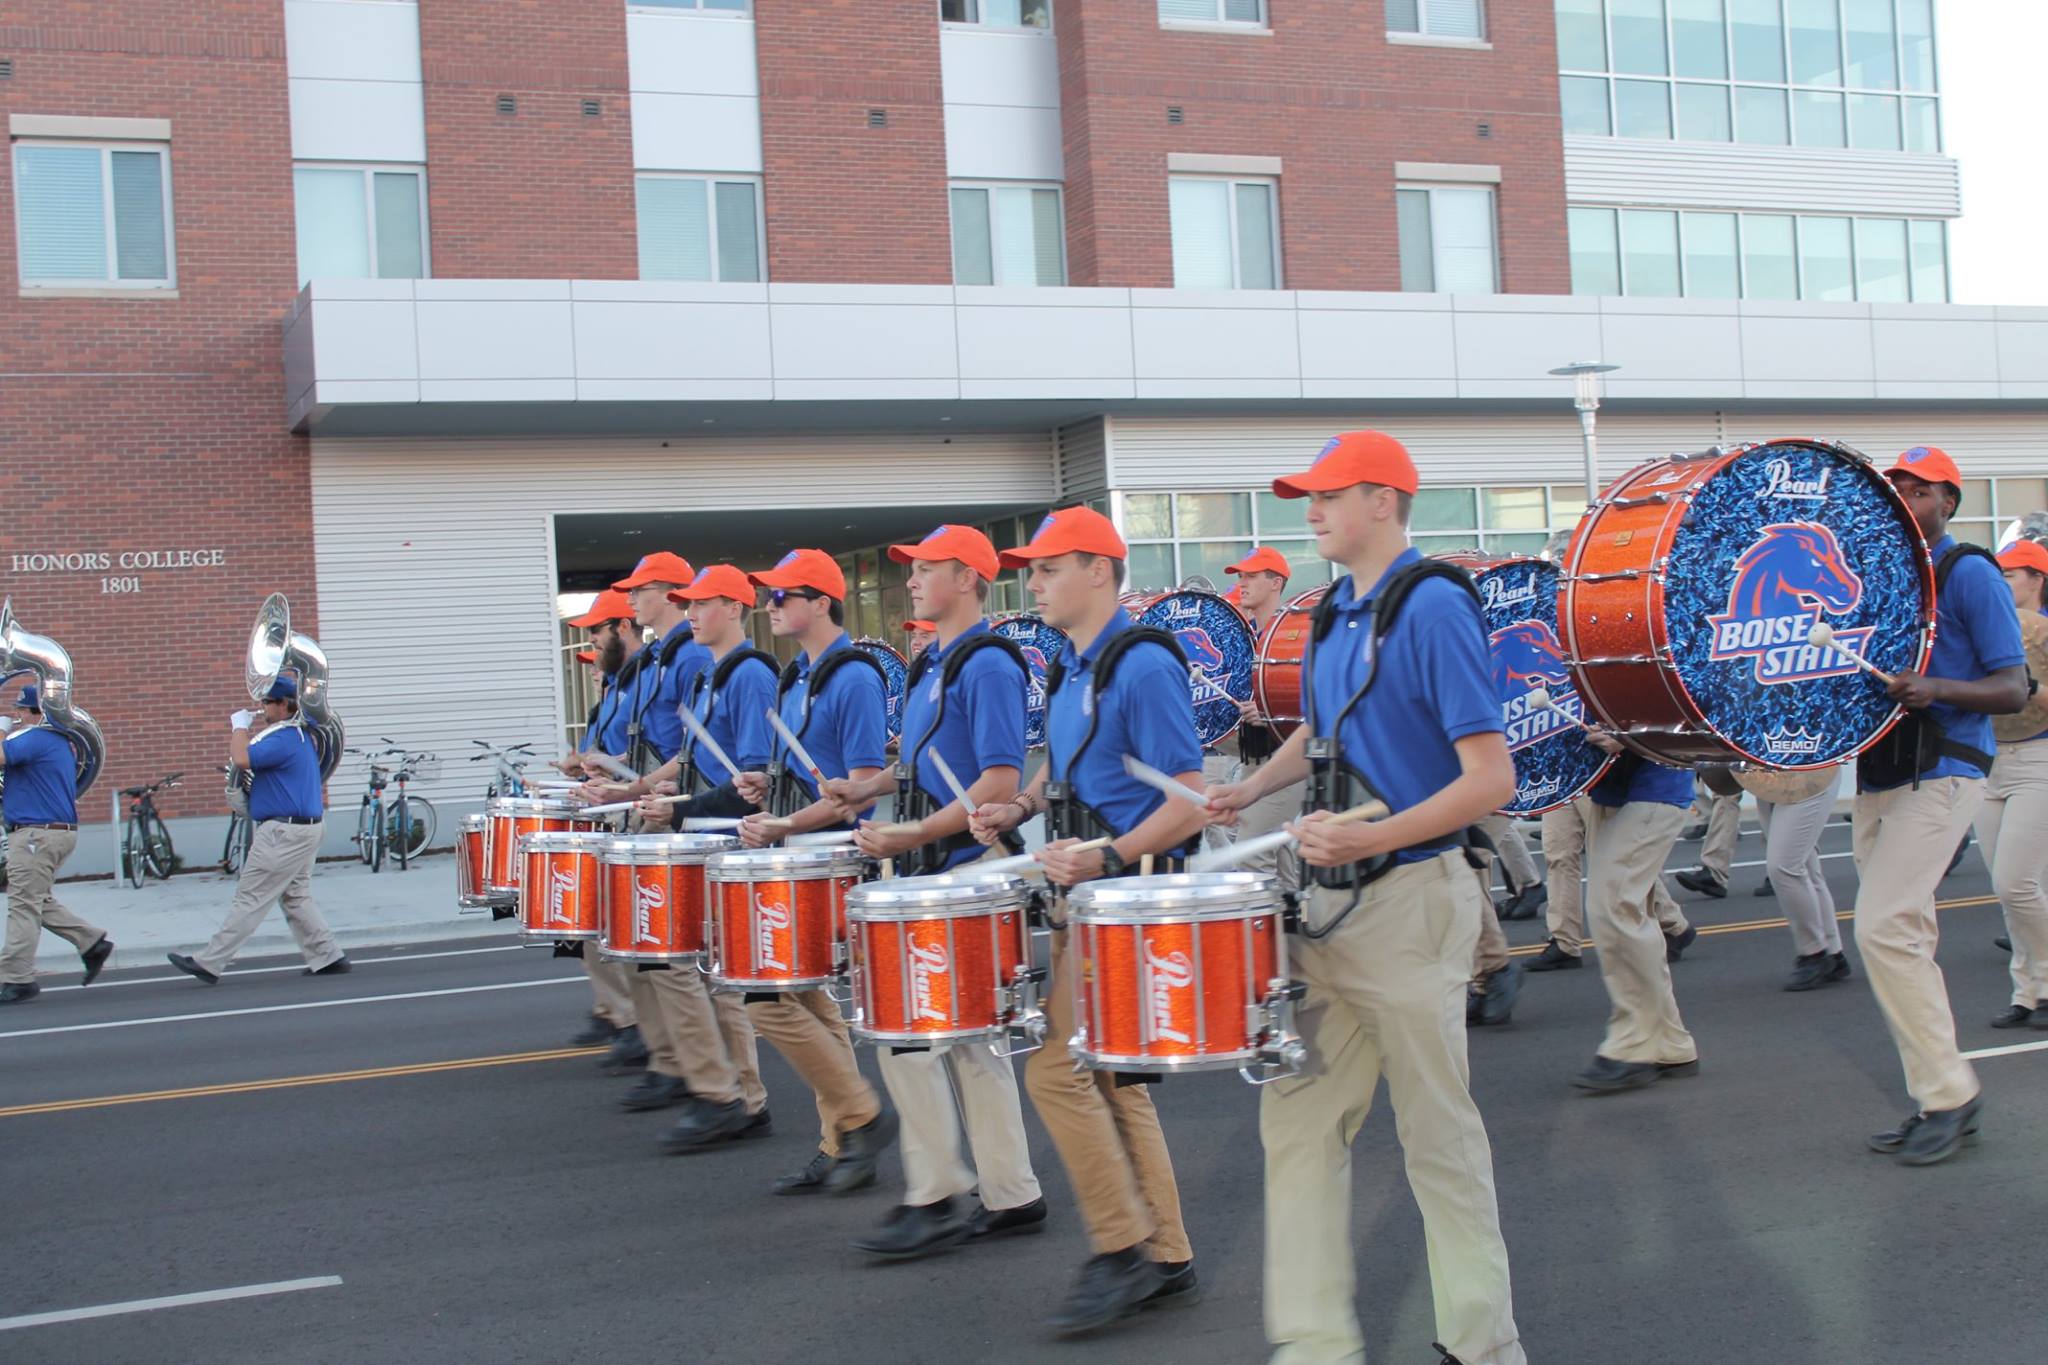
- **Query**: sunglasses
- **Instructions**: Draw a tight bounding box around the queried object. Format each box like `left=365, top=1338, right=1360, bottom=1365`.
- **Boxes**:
left=768, top=589, right=826, bottom=606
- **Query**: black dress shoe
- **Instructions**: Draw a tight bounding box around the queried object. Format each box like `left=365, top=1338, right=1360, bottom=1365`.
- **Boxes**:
left=570, top=1013, right=621, bottom=1047
left=1464, top=988, right=1482, bottom=1026
left=1995, top=935, right=2012, bottom=952
left=1140, top=1259, right=1200, bottom=1311
left=1470, top=962, right=1520, bottom=1027
left=742, top=1106, right=773, bottom=1137
left=1680, top=822, right=1708, bottom=842
left=0, top=982, right=41, bottom=1005
left=1525, top=939, right=1582, bottom=972
left=851, top=1197, right=972, bottom=1260
left=301, top=956, right=351, bottom=976
left=1434, top=1345, right=1467, bottom=1365
left=1674, top=868, right=1726, bottom=899
left=823, top=1107, right=900, bottom=1194
left=1899, top=1096, right=1984, bottom=1166
left=773, top=1150, right=836, bottom=1196
left=620, top=1073, right=690, bottom=1111
left=597, top=1024, right=649, bottom=1074
left=1497, top=885, right=1545, bottom=922
left=661, top=1097, right=753, bottom=1152
left=967, top=1196, right=1048, bottom=1240
left=1664, top=924, right=1699, bottom=962
left=1990, top=1004, right=2035, bottom=1029
left=80, top=935, right=113, bottom=986
left=1828, top=952, right=1852, bottom=981
left=1570, top=1055, right=1661, bottom=1094
left=1868, top=1109, right=1981, bottom=1154
left=167, top=952, right=219, bottom=985
left=1753, top=881, right=1775, bottom=897
left=1785, top=952, right=1840, bottom=992
left=1047, top=1248, right=1163, bottom=1336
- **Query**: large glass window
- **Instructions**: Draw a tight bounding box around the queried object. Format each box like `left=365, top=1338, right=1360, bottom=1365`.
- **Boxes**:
left=1798, top=214, right=1853, bottom=301
left=1743, top=213, right=1798, bottom=298
left=1159, top=0, right=1265, bottom=25
left=1612, top=0, right=1671, bottom=75
left=293, top=164, right=426, bottom=284
left=1672, top=0, right=1729, bottom=78
left=950, top=183, right=1065, bottom=286
left=1842, top=0, right=1897, bottom=88
left=1732, top=0, right=1787, bottom=81
left=633, top=1, right=752, bottom=11
left=1562, top=76, right=1614, bottom=134
left=1676, top=82, right=1732, bottom=140
left=1616, top=79, right=1674, bottom=138
left=941, top=0, right=1052, bottom=26
left=1569, top=205, right=1946, bottom=302
left=1898, top=0, right=1935, bottom=92
left=1169, top=177, right=1280, bottom=289
left=1557, top=0, right=1607, bottom=69
left=1792, top=88, right=1846, bottom=146
left=1397, top=185, right=1499, bottom=293
left=1388, top=1, right=1487, bottom=40
left=13, top=142, right=174, bottom=289
left=1908, top=218, right=1947, bottom=302
left=1853, top=216, right=1908, bottom=302
left=1569, top=206, right=1622, bottom=295
left=1683, top=211, right=1740, bottom=296
left=1621, top=209, right=1682, bottom=297
left=1735, top=85, right=1790, bottom=143
left=635, top=174, right=763, bottom=282
left=1847, top=92, right=1900, bottom=150
left=1788, top=0, right=1842, bottom=86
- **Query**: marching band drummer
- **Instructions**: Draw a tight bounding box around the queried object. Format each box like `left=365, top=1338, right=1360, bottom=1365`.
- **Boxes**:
left=968, top=507, right=1206, bottom=1337
left=1855, top=446, right=2028, bottom=1165
left=1204, top=432, right=1524, bottom=1365
left=1524, top=794, right=1697, bottom=975
left=0, top=684, right=114, bottom=1005
left=816, top=525, right=1047, bottom=1260
left=1974, top=538, right=2048, bottom=1028
left=902, top=619, right=937, bottom=659
left=731, top=549, right=901, bottom=1197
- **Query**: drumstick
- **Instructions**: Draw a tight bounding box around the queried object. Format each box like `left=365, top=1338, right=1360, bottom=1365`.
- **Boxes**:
left=1121, top=755, right=1212, bottom=809
left=925, top=750, right=976, bottom=814
left=765, top=709, right=828, bottom=788
left=1807, top=622, right=1896, bottom=685
left=679, top=817, right=745, bottom=831
left=678, top=705, right=743, bottom=784
left=1526, top=686, right=1599, bottom=735
left=577, top=793, right=692, bottom=817
left=581, top=751, right=641, bottom=782
left=1188, top=799, right=1391, bottom=873
left=974, top=835, right=1116, bottom=878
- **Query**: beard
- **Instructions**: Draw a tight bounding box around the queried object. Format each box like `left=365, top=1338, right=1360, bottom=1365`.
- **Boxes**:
left=598, top=633, right=630, bottom=674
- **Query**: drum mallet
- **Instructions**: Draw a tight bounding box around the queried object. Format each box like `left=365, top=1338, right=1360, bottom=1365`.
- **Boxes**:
left=1189, top=799, right=1391, bottom=873
left=1807, top=622, right=1896, bottom=685
left=1525, top=686, right=1602, bottom=736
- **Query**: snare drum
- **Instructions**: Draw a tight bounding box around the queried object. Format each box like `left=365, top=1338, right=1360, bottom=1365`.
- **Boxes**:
left=703, top=846, right=869, bottom=991
left=1066, top=872, right=1289, bottom=1074
left=846, top=872, right=1033, bottom=1044
left=991, top=614, right=1070, bottom=749
left=518, top=830, right=611, bottom=941
left=1121, top=590, right=1256, bottom=747
left=1563, top=438, right=1935, bottom=768
left=455, top=813, right=502, bottom=908
left=1252, top=586, right=1328, bottom=737
left=599, top=833, right=738, bottom=963
left=483, top=796, right=602, bottom=899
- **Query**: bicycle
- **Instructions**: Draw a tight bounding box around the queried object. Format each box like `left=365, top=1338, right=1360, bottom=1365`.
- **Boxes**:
left=349, top=743, right=439, bottom=873
left=120, top=772, right=182, bottom=888
left=469, top=740, right=537, bottom=799
left=219, top=765, right=253, bottom=875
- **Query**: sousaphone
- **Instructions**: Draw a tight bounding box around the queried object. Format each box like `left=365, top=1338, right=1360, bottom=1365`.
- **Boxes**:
left=245, top=593, right=346, bottom=780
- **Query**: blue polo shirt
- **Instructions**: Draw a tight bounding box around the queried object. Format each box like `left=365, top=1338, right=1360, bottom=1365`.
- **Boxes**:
left=581, top=672, right=632, bottom=756
left=247, top=723, right=325, bottom=821
left=685, top=649, right=778, bottom=782
left=903, top=621, right=1029, bottom=871
left=622, top=622, right=712, bottom=764
left=778, top=633, right=889, bottom=818
left=1046, top=609, right=1204, bottom=839
left=2, top=725, right=79, bottom=825
left=1589, top=757, right=1696, bottom=809
left=1307, top=550, right=1503, bottom=863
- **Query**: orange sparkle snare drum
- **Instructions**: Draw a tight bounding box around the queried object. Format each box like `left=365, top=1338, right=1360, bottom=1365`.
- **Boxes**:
left=1252, top=586, right=1329, bottom=737
left=483, top=796, right=602, bottom=900
left=1066, top=872, right=1305, bottom=1081
left=703, top=845, right=870, bottom=991
left=517, top=830, right=611, bottom=941
left=455, top=813, right=502, bottom=909
left=846, top=871, right=1043, bottom=1047
left=599, top=833, right=738, bottom=963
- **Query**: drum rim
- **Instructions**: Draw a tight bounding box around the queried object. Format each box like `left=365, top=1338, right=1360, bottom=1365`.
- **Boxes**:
left=458, top=813, right=486, bottom=831
left=1251, top=584, right=1329, bottom=725
left=848, top=893, right=1024, bottom=920
left=486, top=796, right=587, bottom=816
left=520, top=830, right=614, bottom=851
left=1067, top=1048, right=1261, bottom=1072
left=705, top=847, right=869, bottom=878
left=1069, top=870, right=1278, bottom=917
left=600, top=833, right=741, bottom=860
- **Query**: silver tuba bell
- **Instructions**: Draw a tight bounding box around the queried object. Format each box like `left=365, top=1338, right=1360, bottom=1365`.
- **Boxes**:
left=246, top=593, right=346, bottom=780
left=0, top=597, right=107, bottom=796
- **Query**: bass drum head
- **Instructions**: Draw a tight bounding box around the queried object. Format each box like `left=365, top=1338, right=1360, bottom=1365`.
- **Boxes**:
left=1131, top=590, right=1255, bottom=747
left=1467, top=556, right=1613, bottom=815
left=1663, top=440, right=1933, bottom=767
left=991, top=614, right=1069, bottom=750
left=851, top=638, right=909, bottom=742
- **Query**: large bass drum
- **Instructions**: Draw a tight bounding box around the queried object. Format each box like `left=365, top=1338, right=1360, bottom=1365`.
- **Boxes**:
left=852, top=637, right=909, bottom=742
left=1562, top=438, right=1935, bottom=768
left=1120, top=590, right=1255, bottom=747
left=991, top=614, right=1069, bottom=750
left=1251, top=586, right=1328, bottom=738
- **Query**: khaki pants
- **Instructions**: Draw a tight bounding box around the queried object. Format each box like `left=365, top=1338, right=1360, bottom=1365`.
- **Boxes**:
left=1759, top=791, right=1841, bottom=957
left=1975, top=740, right=2048, bottom=1009
left=1476, top=814, right=1538, bottom=894
left=878, top=1042, right=1042, bottom=1209
left=1263, top=858, right=1524, bottom=1365
left=1025, top=927, right=1191, bottom=1260
left=2, top=827, right=103, bottom=984
left=1235, top=760, right=1308, bottom=897
left=629, top=964, right=767, bottom=1110
left=1472, top=884, right=1510, bottom=979
left=1698, top=791, right=1741, bottom=884
left=1541, top=797, right=1687, bottom=957
left=1854, top=777, right=1983, bottom=1112
left=1584, top=802, right=1697, bottom=1065
left=749, top=988, right=879, bottom=1158
left=195, top=821, right=339, bottom=975
left=584, top=953, right=636, bottom=1028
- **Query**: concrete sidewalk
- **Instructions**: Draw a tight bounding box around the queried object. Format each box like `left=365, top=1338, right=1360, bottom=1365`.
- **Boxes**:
left=26, top=849, right=506, bottom=976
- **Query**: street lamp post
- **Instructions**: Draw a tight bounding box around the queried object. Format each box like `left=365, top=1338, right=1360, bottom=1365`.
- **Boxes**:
left=1548, top=361, right=1621, bottom=502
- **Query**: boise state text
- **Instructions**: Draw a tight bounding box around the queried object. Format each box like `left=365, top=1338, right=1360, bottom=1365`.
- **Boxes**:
left=1472, top=557, right=1609, bottom=815
left=1704, top=522, right=1873, bottom=685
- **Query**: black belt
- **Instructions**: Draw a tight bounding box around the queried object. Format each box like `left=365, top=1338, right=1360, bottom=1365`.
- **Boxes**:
left=6, top=821, right=76, bottom=832
left=258, top=816, right=321, bottom=826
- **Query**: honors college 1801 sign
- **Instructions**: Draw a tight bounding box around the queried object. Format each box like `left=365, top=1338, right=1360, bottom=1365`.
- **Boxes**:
left=7, top=549, right=230, bottom=595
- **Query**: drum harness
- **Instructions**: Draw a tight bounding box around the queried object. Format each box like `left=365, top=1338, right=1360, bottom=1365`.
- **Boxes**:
left=894, top=631, right=1029, bottom=877
left=618, top=624, right=701, bottom=777
left=766, top=646, right=891, bottom=820
left=672, top=646, right=780, bottom=823
left=1856, top=545, right=2008, bottom=790
left=1297, top=560, right=1491, bottom=942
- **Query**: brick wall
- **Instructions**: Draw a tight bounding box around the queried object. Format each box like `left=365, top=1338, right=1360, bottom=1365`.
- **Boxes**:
left=0, top=4, right=314, bottom=825
left=1054, top=0, right=1571, bottom=294
left=753, top=0, right=952, bottom=284
left=417, top=0, right=638, bottom=279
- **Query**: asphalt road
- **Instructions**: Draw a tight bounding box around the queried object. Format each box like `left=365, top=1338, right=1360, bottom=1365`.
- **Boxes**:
left=4, top=819, right=2044, bottom=1365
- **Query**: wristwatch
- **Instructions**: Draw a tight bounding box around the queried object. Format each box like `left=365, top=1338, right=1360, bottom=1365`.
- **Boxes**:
left=1098, top=844, right=1128, bottom=879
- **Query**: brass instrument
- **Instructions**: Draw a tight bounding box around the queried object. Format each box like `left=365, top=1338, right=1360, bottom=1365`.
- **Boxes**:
left=0, top=597, right=106, bottom=796
left=245, top=593, right=346, bottom=780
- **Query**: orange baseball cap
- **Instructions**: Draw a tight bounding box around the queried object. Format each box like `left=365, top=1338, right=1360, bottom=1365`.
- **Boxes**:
left=889, top=524, right=1002, bottom=582
left=670, top=563, right=756, bottom=604
left=613, top=551, right=697, bottom=590
left=749, top=548, right=847, bottom=601
left=1272, top=430, right=1419, bottom=498
left=997, top=507, right=1127, bottom=569
left=1999, top=540, right=2048, bottom=575
left=575, top=648, right=597, bottom=664
left=1226, top=546, right=1292, bottom=578
left=1886, top=445, right=1964, bottom=490
left=567, top=589, right=634, bottom=628
left=902, top=619, right=937, bottom=633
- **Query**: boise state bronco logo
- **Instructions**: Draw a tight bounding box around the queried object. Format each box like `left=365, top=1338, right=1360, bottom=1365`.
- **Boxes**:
left=1705, top=522, right=1872, bottom=685
left=1492, top=621, right=1584, bottom=753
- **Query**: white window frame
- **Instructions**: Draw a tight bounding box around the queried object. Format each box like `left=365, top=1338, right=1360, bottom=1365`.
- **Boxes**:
left=940, top=0, right=1054, bottom=31
left=947, top=180, right=1068, bottom=287
left=12, top=138, right=176, bottom=292
left=627, top=1, right=754, bottom=16
left=1168, top=174, right=1283, bottom=291
left=1396, top=181, right=1501, bottom=294
left=633, top=172, right=768, bottom=284
left=291, top=161, right=430, bottom=285
left=1568, top=203, right=1949, bottom=303
left=1158, top=0, right=1270, bottom=35
left=1387, top=1, right=1491, bottom=48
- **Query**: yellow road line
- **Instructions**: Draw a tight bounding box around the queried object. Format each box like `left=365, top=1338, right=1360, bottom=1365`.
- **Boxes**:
left=0, top=1045, right=603, bottom=1119
left=1505, top=894, right=1998, bottom=956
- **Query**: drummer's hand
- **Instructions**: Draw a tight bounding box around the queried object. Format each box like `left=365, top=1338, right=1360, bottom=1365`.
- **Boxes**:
left=1035, top=838, right=1107, bottom=887
left=819, top=776, right=863, bottom=806
left=651, top=779, right=679, bottom=798
left=738, top=813, right=781, bottom=848
left=1292, top=810, right=1399, bottom=868
left=969, top=799, right=1024, bottom=845
left=854, top=820, right=923, bottom=860
left=1236, top=697, right=1261, bottom=718
left=575, top=779, right=615, bottom=805
left=555, top=755, right=587, bottom=777
left=1885, top=669, right=1942, bottom=709
left=1204, top=780, right=1256, bottom=827
left=733, top=771, right=770, bottom=806
left=634, top=793, right=672, bottom=824
left=1586, top=729, right=1625, bottom=756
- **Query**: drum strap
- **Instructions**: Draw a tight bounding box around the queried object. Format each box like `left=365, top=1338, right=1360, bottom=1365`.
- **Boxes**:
left=1857, top=545, right=2003, bottom=790
left=768, top=648, right=890, bottom=817
left=623, top=626, right=701, bottom=774
left=678, top=648, right=777, bottom=798
left=897, top=633, right=1031, bottom=875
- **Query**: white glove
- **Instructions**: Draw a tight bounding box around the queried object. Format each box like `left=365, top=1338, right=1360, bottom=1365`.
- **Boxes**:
left=0, top=716, right=14, bottom=735
left=231, top=709, right=255, bottom=731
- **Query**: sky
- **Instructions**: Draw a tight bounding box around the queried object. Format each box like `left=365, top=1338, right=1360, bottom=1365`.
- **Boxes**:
left=1941, top=1, right=2048, bottom=304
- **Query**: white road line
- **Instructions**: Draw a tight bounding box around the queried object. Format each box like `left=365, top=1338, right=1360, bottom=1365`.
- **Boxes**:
left=1960, top=1038, right=2048, bottom=1061
left=0, top=1276, right=343, bottom=1331
left=43, top=944, right=529, bottom=993
left=0, top=978, right=577, bottom=1041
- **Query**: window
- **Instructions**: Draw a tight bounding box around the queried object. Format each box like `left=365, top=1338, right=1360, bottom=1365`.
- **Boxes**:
left=1797, top=214, right=1852, bottom=301
left=1388, top=1, right=1486, bottom=41
left=635, top=174, right=763, bottom=282
left=1676, top=82, right=1732, bottom=140
left=1621, top=209, right=1681, bottom=297
left=1159, top=0, right=1265, bottom=27
left=941, top=0, right=1052, bottom=26
left=950, top=183, right=1065, bottom=286
left=292, top=165, right=426, bottom=284
left=1397, top=185, right=1499, bottom=294
left=1568, top=206, right=1947, bottom=301
left=630, top=1, right=751, bottom=12
left=1616, top=79, right=1673, bottom=138
left=1169, top=177, right=1280, bottom=289
left=1612, top=0, right=1670, bottom=75
left=13, top=141, right=173, bottom=289
left=1557, top=0, right=1608, bottom=69
left=1569, top=206, right=1622, bottom=295
left=1562, top=76, right=1613, bottom=134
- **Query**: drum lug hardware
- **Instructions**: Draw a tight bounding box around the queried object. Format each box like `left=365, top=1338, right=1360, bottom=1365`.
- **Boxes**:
left=993, top=966, right=1048, bottom=1058
left=1239, top=978, right=1309, bottom=1087
left=826, top=942, right=854, bottom=1005
left=1567, top=570, right=1644, bottom=585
